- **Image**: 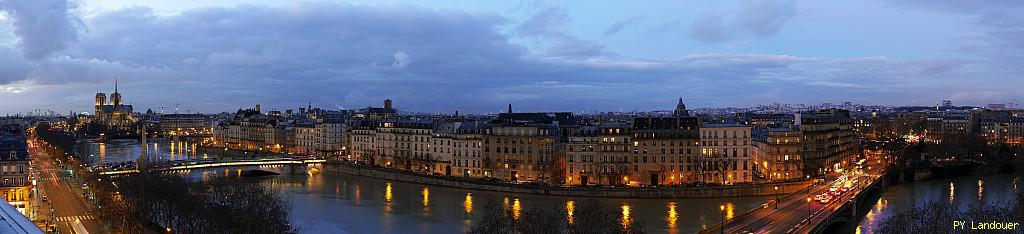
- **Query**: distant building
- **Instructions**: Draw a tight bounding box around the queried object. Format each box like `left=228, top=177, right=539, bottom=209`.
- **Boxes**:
left=987, top=103, right=1007, bottom=110
left=942, top=100, right=953, bottom=108
left=356, top=99, right=399, bottom=119
left=926, top=112, right=970, bottom=142
left=93, top=81, right=136, bottom=129
left=673, top=97, right=690, bottom=117
left=158, top=113, right=211, bottom=136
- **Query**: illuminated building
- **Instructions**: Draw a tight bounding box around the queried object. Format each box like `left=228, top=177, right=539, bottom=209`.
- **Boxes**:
left=799, top=109, right=858, bottom=176
left=93, top=81, right=136, bottom=130
left=700, top=123, right=753, bottom=184
left=630, top=103, right=701, bottom=186
left=0, top=126, right=32, bottom=219
left=753, top=128, right=804, bottom=181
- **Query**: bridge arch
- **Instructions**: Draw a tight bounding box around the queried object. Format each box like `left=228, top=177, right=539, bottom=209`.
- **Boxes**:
left=820, top=216, right=853, bottom=234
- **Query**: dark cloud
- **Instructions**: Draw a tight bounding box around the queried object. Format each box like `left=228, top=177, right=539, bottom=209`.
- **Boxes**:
left=0, top=0, right=79, bottom=59
left=603, top=16, right=643, bottom=35
left=0, top=2, right=1020, bottom=114
left=0, top=47, right=29, bottom=84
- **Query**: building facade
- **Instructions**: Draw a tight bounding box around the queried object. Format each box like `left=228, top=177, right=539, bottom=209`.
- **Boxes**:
left=0, top=127, right=31, bottom=218
left=753, top=128, right=804, bottom=181
left=700, top=124, right=753, bottom=184
left=799, top=109, right=858, bottom=176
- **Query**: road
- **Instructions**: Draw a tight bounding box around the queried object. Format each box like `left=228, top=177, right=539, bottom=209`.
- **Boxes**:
left=705, top=152, right=888, bottom=234
left=32, top=146, right=102, bottom=234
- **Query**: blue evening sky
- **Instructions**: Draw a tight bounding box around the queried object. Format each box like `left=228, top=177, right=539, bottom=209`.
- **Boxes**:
left=0, top=0, right=1020, bottom=114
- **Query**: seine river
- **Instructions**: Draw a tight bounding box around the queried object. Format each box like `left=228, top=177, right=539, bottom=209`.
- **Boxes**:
left=856, top=172, right=1022, bottom=233
left=78, top=139, right=1023, bottom=233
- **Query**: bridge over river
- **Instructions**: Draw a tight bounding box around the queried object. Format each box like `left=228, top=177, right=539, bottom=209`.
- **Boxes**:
left=97, top=157, right=326, bottom=175
left=700, top=167, right=887, bottom=234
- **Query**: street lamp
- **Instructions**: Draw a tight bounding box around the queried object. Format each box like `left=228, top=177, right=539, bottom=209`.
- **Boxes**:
left=774, top=186, right=779, bottom=209
left=719, top=204, right=726, bottom=234
left=807, top=197, right=812, bottom=221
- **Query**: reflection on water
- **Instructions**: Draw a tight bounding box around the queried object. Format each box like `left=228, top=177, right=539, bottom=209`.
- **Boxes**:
left=667, top=202, right=678, bottom=230
left=256, top=172, right=771, bottom=234
left=78, top=138, right=202, bottom=165
left=512, top=199, right=522, bottom=221
left=385, top=183, right=393, bottom=204
left=620, top=204, right=632, bottom=229
left=949, top=182, right=955, bottom=204
left=422, top=187, right=430, bottom=215
left=725, top=202, right=735, bottom=220
left=565, top=200, right=575, bottom=224
left=268, top=172, right=770, bottom=232
left=422, top=187, right=430, bottom=207
left=81, top=137, right=777, bottom=233
left=858, top=173, right=1023, bottom=233
left=464, top=193, right=473, bottom=215
left=977, top=179, right=984, bottom=201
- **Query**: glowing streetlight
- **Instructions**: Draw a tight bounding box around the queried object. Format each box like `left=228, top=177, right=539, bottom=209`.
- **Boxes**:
left=807, top=197, right=812, bottom=220
left=719, top=204, right=726, bottom=234
left=774, top=186, right=779, bottom=209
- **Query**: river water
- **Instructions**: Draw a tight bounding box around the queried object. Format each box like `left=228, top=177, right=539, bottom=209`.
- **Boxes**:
left=76, top=139, right=770, bottom=233
left=856, top=172, right=1023, bottom=233
left=77, top=139, right=1023, bottom=233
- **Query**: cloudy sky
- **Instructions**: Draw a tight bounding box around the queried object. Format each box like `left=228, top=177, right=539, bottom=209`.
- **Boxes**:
left=0, top=0, right=1021, bottom=114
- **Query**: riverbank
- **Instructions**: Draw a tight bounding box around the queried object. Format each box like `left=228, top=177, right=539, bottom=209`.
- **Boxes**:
left=322, top=161, right=812, bottom=198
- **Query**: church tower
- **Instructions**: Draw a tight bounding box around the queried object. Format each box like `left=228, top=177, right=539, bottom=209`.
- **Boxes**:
left=673, top=97, right=690, bottom=117
left=110, top=79, right=123, bottom=106
left=95, top=92, right=106, bottom=114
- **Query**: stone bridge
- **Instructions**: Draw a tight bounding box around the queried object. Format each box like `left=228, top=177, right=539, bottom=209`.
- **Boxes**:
left=805, top=175, right=887, bottom=233
left=98, top=158, right=326, bottom=176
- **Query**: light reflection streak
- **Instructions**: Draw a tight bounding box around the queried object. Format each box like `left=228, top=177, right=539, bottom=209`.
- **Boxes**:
left=512, top=199, right=521, bottom=221
left=949, top=182, right=955, bottom=204
left=565, top=200, right=575, bottom=224
left=422, top=187, right=430, bottom=207
left=385, top=182, right=393, bottom=204
left=464, top=193, right=473, bottom=215
left=354, top=184, right=361, bottom=204
left=621, top=203, right=632, bottom=229
left=667, top=202, right=678, bottom=229
left=977, top=179, right=983, bottom=201
left=725, top=202, right=735, bottom=220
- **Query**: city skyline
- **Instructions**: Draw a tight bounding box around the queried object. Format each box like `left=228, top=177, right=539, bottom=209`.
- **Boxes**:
left=1, top=1, right=1023, bottom=114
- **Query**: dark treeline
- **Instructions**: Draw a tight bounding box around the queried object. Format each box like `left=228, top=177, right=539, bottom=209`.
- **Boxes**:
left=100, top=172, right=297, bottom=233
left=35, top=123, right=77, bottom=153
left=468, top=200, right=644, bottom=234
left=878, top=182, right=1024, bottom=233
